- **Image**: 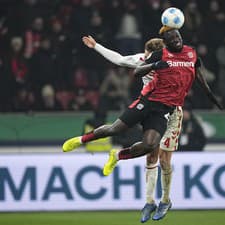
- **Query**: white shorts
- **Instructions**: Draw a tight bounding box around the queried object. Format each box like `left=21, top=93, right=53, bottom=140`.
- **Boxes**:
left=160, top=106, right=183, bottom=151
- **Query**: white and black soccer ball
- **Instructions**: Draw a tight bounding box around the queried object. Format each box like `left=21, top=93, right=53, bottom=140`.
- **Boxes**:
left=161, top=7, right=185, bottom=29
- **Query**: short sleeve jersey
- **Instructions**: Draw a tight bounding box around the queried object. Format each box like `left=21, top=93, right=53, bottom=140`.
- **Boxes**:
left=143, top=45, right=198, bottom=106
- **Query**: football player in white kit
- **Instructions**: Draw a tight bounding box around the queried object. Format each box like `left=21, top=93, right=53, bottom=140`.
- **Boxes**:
left=82, top=35, right=183, bottom=221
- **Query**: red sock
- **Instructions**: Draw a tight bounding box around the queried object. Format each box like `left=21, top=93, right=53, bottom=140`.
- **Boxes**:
left=118, top=147, right=132, bottom=160
left=81, top=132, right=96, bottom=143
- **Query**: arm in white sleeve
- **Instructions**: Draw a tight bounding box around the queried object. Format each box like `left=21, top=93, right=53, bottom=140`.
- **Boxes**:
left=94, top=43, right=144, bottom=68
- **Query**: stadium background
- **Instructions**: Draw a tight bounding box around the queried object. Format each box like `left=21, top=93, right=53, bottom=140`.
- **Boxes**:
left=0, top=0, right=225, bottom=225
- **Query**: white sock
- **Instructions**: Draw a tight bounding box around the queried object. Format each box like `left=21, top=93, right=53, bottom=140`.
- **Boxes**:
left=146, top=165, right=158, bottom=204
left=114, top=149, right=119, bottom=160
left=161, top=166, right=172, bottom=203
left=79, top=136, right=83, bottom=143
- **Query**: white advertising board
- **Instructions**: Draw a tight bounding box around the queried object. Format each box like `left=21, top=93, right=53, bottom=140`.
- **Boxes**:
left=0, top=152, right=225, bottom=211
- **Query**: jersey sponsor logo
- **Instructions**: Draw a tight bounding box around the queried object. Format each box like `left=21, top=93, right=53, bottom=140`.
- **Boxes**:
left=188, top=52, right=194, bottom=58
left=167, top=60, right=194, bottom=67
left=136, top=103, right=144, bottom=110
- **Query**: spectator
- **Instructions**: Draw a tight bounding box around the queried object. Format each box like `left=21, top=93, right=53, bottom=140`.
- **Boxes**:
left=50, top=18, right=68, bottom=58
left=49, top=17, right=71, bottom=86
left=69, top=88, right=92, bottom=111
left=12, top=87, right=36, bottom=112
left=24, top=16, right=45, bottom=59
left=216, top=37, right=225, bottom=106
left=115, top=0, right=142, bottom=54
left=182, top=0, right=202, bottom=44
left=204, top=0, right=225, bottom=48
left=9, top=37, right=28, bottom=85
left=104, top=0, right=123, bottom=40
left=142, top=0, right=163, bottom=40
left=39, top=84, right=62, bottom=111
left=89, top=12, right=110, bottom=44
left=70, top=0, right=94, bottom=39
left=56, top=88, right=74, bottom=110
left=30, top=36, right=55, bottom=94
left=72, top=67, right=89, bottom=89
left=178, top=106, right=206, bottom=151
left=99, top=67, right=129, bottom=110
left=0, top=15, right=9, bottom=54
left=5, top=36, right=31, bottom=111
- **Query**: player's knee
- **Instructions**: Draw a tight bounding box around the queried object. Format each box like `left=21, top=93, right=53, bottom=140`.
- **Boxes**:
left=146, top=161, right=158, bottom=169
left=98, top=125, right=114, bottom=135
left=143, top=141, right=158, bottom=153
left=106, top=125, right=121, bottom=135
left=146, top=154, right=158, bottom=165
left=104, top=125, right=115, bottom=135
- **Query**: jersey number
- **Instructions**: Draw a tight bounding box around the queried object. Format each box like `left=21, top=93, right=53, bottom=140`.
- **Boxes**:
left=164, top=138, right=170, bottom=148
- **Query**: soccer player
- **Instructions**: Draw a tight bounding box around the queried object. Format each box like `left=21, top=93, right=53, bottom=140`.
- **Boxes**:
left=63, top=28, right=222, bottom=220
left=81, top=35, right=182, bottom=222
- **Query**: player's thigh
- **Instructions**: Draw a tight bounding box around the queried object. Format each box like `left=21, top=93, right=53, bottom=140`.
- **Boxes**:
left=119, top=98, right=149, bottom=128
left=142, top=109, right=169, bottom=141
left=94, top=118, right=128, bottom=135
left=142, top=129, right=161, bottom=150
left=109, top=118, right=129, bottom=132
left=160, top=106, right=183, bottom=151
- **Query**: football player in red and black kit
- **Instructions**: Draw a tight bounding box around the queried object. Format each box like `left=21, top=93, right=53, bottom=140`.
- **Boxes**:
left=135, top=28, right=222, bottom=110
left=131, top=28, right=222, bottom=219
left=62, top=27, right=222, bottom=219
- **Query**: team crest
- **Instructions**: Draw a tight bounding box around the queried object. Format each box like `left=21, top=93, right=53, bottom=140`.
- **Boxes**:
left=168, top=53, right=173, bottom=58
left=164, top=113, right=170, bottom=121
left=136, top=103, right=144, bottom=110
left=188, top=52, right=194, bottom=58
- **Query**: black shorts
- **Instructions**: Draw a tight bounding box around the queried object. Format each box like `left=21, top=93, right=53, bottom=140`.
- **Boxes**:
left=119, top=97, right=175, bottom=136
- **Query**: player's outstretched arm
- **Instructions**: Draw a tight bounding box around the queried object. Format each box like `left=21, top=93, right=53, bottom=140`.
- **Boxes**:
left=196, top=66, right=223, bottom=110
left=134, top=61, right=169, bottom=77
left=82, top=35, right=142, bottom=68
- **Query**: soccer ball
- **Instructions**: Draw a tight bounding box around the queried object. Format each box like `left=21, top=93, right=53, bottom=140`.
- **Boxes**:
left=161, top=7, right=185, bottom=29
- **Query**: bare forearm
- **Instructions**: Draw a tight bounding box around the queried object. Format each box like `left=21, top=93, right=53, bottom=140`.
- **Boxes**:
left=134, top=60, right=169, bottom=77
left=206, top=90, right=223, bottom=109
left=134, top=64, right=154, bottom=77
left=196, top=68, right=223, bottom=109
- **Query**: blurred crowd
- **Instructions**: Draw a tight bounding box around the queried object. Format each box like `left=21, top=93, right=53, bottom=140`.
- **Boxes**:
left=0, top=0, right=225, bottom=112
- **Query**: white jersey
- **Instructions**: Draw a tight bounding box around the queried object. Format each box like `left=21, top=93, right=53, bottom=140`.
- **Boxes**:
left=95, top=43, right=153, bottom=86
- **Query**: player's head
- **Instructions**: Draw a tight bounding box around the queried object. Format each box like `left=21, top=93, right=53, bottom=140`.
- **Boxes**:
left=144, top=38, right=164, bottom=58
left=160, top=28, right=183, bottom=52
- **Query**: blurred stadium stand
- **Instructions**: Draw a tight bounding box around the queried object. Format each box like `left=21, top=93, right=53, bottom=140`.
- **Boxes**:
left=0, top=0, right=224, bottom=151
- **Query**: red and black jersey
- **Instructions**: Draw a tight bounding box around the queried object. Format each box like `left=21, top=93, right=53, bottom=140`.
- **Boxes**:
left=144, top=45, right=198, bottom=106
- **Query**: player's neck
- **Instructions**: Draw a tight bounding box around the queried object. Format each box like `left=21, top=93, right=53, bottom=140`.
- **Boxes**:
left=166, top=46, right=183, bottom=53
